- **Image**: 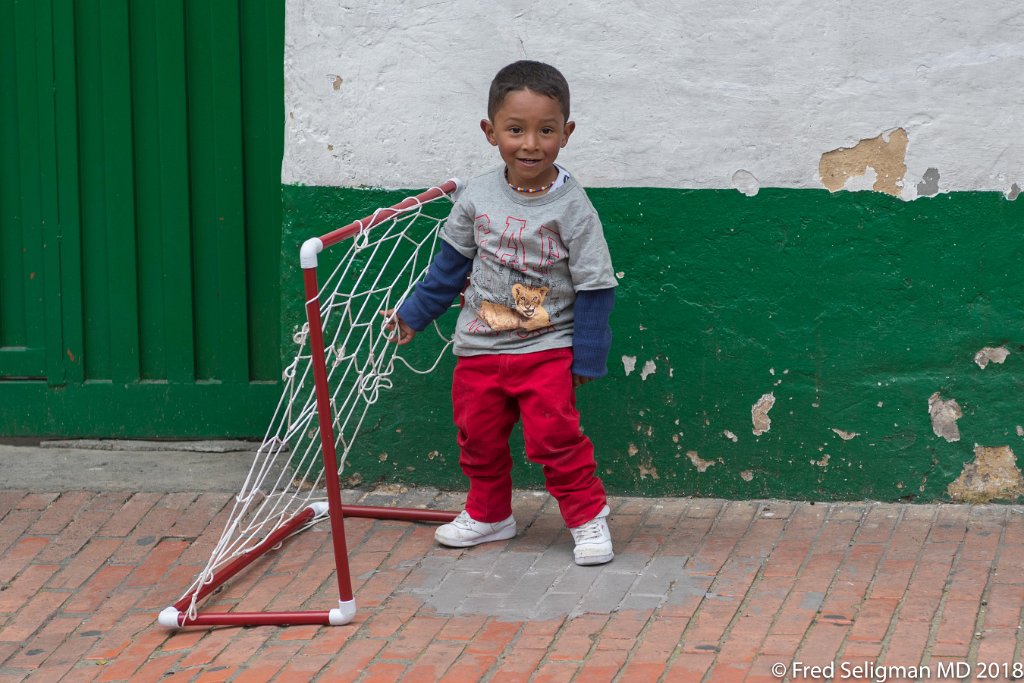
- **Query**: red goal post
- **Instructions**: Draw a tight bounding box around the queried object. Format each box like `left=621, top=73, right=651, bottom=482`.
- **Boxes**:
left=159, top=179, right=462, bottom=629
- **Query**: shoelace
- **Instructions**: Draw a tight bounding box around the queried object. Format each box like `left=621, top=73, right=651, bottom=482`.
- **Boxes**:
left=453, top=511, right=475, bottom=528
left=572, top=519, right=606, bottom=543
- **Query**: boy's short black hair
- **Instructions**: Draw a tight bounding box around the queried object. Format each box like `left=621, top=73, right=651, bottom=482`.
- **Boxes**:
left=487, top=60, right=571, bottom=121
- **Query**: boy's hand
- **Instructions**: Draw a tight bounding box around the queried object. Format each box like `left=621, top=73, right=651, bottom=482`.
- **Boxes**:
left=381, top=309, right=416, bottom=345
left=572, top=374, right=594, bottom=388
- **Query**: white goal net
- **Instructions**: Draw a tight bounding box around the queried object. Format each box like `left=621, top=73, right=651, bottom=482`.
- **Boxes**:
left=176, top=182, right=459, bottom=622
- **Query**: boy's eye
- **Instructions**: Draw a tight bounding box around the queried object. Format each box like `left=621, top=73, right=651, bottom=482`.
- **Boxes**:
left=508, top=127, right=522, bottom=134
left=541, top=128, right=554, bottom=135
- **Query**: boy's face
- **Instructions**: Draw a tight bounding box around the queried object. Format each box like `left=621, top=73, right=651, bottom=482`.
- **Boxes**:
left=481, top=89, right=575, bottom=191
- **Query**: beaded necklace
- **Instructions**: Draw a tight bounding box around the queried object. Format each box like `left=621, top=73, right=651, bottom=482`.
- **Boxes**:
left=506, top=168, right=556, bottom=194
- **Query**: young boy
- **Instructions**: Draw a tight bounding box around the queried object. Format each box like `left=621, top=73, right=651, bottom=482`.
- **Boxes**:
left=384, top=60, right=617, bottom=566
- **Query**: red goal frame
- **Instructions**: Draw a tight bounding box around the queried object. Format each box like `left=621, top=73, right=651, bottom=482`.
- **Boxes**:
left=159, top=180, right=461, bottom=629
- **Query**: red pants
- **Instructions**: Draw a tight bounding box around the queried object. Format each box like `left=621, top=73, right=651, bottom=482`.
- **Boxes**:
left=451, top=348, right=607, bottom=528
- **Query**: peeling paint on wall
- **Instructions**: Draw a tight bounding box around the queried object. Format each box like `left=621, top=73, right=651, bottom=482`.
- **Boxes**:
left=640, top=360, right=657, bottom=381
left=740, top=470, right=754, bottom=482
left=638, top=460, right=660, bottom=480
left=811, top=453, right=831, bottom=467
left=947, top=445, right=1024, bottom=503
left=687, top=451, right=716, bottom=473
left=818, top=128, right=909, bottom=197
left=831, top=428, right=859, bottom=441
left=1007, top=183, right=1021, bottom=201
left=732, top=170, right=760, bottom=197
left=752, top=393, right=776, bottom=436
left=927, top=392, right=962, bottom=442
left=723, top=430, right=738, bottom=443
left=973, top=346, right=1010, bottom=369
left=916, top=167, right=940, bottom=197
left=622, top=356, right=637, bottom=376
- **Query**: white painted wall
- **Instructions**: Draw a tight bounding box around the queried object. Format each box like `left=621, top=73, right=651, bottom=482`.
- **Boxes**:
left=283, top=0, right=1023, bottom=199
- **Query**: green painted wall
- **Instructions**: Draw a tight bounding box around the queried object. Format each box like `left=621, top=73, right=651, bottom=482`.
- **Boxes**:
left=283, top=184, right=1023, bottom=502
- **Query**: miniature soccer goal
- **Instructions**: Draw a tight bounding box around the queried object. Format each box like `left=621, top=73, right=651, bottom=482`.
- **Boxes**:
left=159, top=180, right=462, bottom=629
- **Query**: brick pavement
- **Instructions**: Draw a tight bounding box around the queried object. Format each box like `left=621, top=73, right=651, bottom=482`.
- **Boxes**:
left=1, top=485, right=1023, bottom=682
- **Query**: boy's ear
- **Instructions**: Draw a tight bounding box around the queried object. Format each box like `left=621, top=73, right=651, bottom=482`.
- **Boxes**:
left=561, top=120, right=576, bottom=148
left=480, top=119, right=497, bottom=146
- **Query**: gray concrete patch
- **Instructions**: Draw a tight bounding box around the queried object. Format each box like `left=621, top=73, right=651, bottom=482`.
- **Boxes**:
left=40, top=439, right=260, bottom=453
left=400, top=545, right=718, bottom=621
left=0, top=443, right=257, bottom=492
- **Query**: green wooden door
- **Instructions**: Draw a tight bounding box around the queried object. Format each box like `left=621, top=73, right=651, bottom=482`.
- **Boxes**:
left=0, top=0, right=284, bottom=437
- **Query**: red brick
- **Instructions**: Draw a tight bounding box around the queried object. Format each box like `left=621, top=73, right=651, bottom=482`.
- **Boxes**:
left=688, top=537, right=742, bottom=576
left=758, top=633, right=803, bottom=657
left=0, top=537, right=49, bottom=584
left=881, top=620, right=930, bottom=666
left=109, top=493, right=196, bottom=564
left=359, top=660, right=410, bottom=682
left=378, top=614, right=447, bottom=660
left=846, top=597, right=898, bottom=643
left=125, top=539, right=189, bottom=588
left=315, top=637, right=387, bottom=683
left=14, top=492, right=59, bottom=511
left=175, top=629, right=239, bottom=670
left=84, top=612, right=154, bottom=661
left=574, top=648, right=627, bottom=682
left=680, top=598, right=741, bottom=651
left=24, top=630, right=98, bottom=682
left=661, top=514, right=716, bottom=557
left=793, top=619, right=848, bottom=669
left=662, top=651, right=715, bottom=682
left=928, top=507, right=970, bottom=543
left=512, top=618, right=563, bottom=650
left=36, top=493, right=129, bottom=563
left=125, top=652, right=185, bottom=683
left=464, top=619, right=522, bottom=657
left=166, top=493, right=232, bottom=539
left=930, top=599, right=979, bottom=657
left=28, top=492, right=92, bottom=534
left=438, top=652, right=496, bottom=683
left=530, top=659, right=579, bottom=682
left=595, top=608, right=652, bottom=647
left=0, top=510, right=39, bottom=560
left=274, top=652, right=333, bottom=679
left=434, top=614, right=483, bottom=642
left=763, top=540, right=812, bottom=578
left=0, top=588, right=68, bottom=642
left=402, top=640, right=465, bottom=680
left=657, top=588, right=707, bottom=620
left=63, top=565, right=134, bottom=614
left=229, top=641, right=305, bottom=683
left=93, top=627, right=172, bottom=682
left=701, top=661, right=749, bottom=682
left=98, top=492, right=162, bottom=537
left=4, top=615, right=79, bottom=672
left=974, top=628, right=1020, bottom=671
left=48, top=538, right=122, bottom=591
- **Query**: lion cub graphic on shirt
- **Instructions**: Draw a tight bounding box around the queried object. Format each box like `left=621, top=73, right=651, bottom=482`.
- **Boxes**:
left=478, top=282, right=551, bottom=331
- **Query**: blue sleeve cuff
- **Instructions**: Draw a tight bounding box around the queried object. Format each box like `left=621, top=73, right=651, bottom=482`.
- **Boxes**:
left=572, top=288, right=615, bottom=378
left=397, top=241, right=473, bottom=331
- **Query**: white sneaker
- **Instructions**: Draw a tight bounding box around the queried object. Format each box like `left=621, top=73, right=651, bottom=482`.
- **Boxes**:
left=570, top=504, right=614, bottom=566
left=435, top=510, right=517, bottom=548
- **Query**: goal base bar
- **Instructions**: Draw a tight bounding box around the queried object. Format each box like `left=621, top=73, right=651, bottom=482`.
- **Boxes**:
left=159, top=602, right=355, bottom=628
left=159, top=504, right=457, bottom=629
left=340, top=504, right=458, bottom=523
